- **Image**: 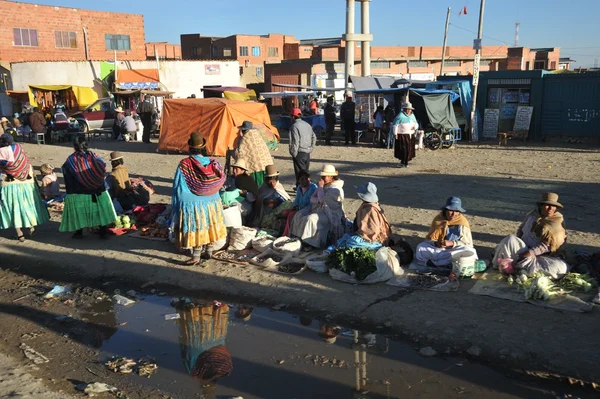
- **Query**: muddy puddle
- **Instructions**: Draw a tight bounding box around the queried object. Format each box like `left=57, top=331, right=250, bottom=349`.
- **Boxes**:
left=86, top=294, right=589, bottom=399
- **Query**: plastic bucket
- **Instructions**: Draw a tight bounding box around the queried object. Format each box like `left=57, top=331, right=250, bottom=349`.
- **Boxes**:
left=451, top=250, right=477, bottom=278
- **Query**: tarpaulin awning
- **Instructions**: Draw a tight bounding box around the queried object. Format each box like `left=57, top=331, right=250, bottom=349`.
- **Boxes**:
left=260, top=91, right=317, bottom=98
left=223, top=89, right=257, bottom=101
left=116, top=69, right=160, bottom=89
left=409, top=91, right=458, bottom=131
left=158, top=98, right=279, bottom=156
left=412, top=88, right=460, bottom=103
left=271, top=83, right=345, bottom=92
left=202, top=86, right=251, bottom=93
left=28, top=85, right=98, bottom=109
left=113, top=89, right=175, bottom=96
left=349, top=76, right=411, bottom=94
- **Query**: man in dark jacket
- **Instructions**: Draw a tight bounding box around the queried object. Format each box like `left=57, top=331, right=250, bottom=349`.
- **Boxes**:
left=136, top=95, right=155, bottom=143
left=340, top=93, right=356, bottom=145
left=29, top=107, right=47, bottom=136
left=324, top=96, right=336, bottom=145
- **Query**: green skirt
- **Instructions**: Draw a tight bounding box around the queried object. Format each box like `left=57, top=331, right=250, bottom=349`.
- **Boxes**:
left=59, top=191, right=117, bottom=232
left=250, top=171, right=265, bottom=187
left=0, top=178, right=49, bottom=229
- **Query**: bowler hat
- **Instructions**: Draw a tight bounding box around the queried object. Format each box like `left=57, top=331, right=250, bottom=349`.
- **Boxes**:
left=442, top=196, right=466, bottom=213
left=265, top=165, right=279, bottom=177
left=109, top=151, right=123, bottom=161
left=188, top=132, right=206, bottom=149
left=538, top=192, right=563, bottom=208
left=238, top=121, right=253, bottom=131
left=357, top=182, right=379, bottom=203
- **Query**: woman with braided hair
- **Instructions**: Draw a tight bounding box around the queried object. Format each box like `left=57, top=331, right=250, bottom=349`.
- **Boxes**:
left=172, top=132, right=227, bottom=266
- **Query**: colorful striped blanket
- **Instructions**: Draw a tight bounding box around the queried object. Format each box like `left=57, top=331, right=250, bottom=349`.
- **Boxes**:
left=1, top=144, right=31, bottom=181
left=179, top=156, right=225, bottom=196
left=64, top=151, right=106, bottom=190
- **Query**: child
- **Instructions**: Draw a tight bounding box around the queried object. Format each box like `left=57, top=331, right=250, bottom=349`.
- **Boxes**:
left=39, top=163, right=60, bottom=200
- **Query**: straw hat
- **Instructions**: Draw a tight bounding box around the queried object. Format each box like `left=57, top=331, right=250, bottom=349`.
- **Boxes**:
left=231, top=158, right=248, bottom=171
left=538, top=192, right=563, bottom=209
left=0, top=117, right=8, bottom=123
left=402, top=102, right=415, bottom=110
left=40, top=163, right=54, bottom=174
left=109, top=151, right=123, bottom=161
left=188, top=132, right=206, bottom=149
left=265, top=165, right=279, bottom=177
left=115, top=106, right=124, bottom=113
left=318, top=164, right=339, bottom=177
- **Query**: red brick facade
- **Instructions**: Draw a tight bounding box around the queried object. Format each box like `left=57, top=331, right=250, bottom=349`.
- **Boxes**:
left=0, top=0, right=146, bottom=63
left=145, top=42, right=181, bottom=60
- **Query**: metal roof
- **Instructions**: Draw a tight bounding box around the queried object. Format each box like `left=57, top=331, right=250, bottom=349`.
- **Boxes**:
left=299, top=38, right=342, bottom=47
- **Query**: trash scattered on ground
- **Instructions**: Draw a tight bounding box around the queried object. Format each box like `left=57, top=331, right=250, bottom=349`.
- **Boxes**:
left=113, top=294, right=135, bottom=306
left=105, top=356, right=158, bottom=378
left=309, top=355, right=347, bottom=368
left=43, top=285, right=71, bottom=299
left=419, top=347, right=437, bottom=357
left=164, top=313, right=180, bottom=320
left=277, top=359, right=285, bottom=365
left=76, top=382, right=118, bottom=396
left=19, top=343, right=50, bottom=364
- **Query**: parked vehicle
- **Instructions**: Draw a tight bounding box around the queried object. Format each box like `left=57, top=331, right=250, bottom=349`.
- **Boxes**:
left=70, top=98, right=115, bottom=132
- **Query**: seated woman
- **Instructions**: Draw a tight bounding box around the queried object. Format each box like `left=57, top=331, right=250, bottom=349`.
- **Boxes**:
left=282, top=170, right=317, bottom=236
left=289, top=164, right=347, bottom=249
left=337, top=182, right=391, bottom=249
left=493, top=193, right=569, bottom=279
left=39, top=163, right=61, bottom=201
left=416, top=196, right=477, bottom=267
left=106, top=152, right=150, bottom=211
left=227, top=158, right=262, bottom=228
left=258, top=165, right=292, bottom=234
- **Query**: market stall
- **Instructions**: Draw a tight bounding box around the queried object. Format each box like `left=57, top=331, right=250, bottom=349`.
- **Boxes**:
left=27, top=85, right=98, bottom=111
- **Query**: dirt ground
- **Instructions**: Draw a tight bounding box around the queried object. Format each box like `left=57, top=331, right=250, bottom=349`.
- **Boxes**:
left=1, top=133, right=600, bottom=394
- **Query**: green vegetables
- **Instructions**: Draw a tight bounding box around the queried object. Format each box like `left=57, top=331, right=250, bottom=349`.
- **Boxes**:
left=508, top=271, right=597, bottom=301
left=326, top=248, right=377, bottom=281
left=558, top=273, right=597, bottom=293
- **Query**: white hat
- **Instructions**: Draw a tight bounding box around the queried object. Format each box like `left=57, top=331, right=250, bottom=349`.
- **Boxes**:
left=115, top=106, right=125, bottom=113
left=231, top=158, right=248, bottom=171
left=0, top=117, right=8, bottom=123
left=402, top=102, right=415, bottom=110
left=319, top=164, right=339, bottom=177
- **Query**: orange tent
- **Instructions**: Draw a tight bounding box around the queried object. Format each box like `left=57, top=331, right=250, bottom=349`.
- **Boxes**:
left=158, top=98, right=279, bottom=156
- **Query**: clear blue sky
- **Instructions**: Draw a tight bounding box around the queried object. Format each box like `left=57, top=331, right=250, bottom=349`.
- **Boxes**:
left=18, top=0, right=600, bottom=67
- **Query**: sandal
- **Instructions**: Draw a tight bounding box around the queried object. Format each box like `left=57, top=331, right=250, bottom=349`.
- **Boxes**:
left=28, top=227, right=36, bottom=238
left=14, top=235, right=25, bottom=243
left=183, top=258, right=203, bottom=267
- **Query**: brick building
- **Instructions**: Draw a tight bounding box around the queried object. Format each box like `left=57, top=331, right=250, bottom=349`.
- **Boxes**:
left=0, top=0, right=146, bottom=66
left=145, top=42, right=181, bottom=60
left=180, top=33, right=297, bottom=86
left=503, top=47, right=561, bottom=71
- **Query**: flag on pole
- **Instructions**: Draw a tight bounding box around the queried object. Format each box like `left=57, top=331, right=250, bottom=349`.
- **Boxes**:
left=458, top=6, right=468, bottom=16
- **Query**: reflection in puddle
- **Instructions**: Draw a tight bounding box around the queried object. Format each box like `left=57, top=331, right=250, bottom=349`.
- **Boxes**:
left=90, top=295, right=592, bottom=399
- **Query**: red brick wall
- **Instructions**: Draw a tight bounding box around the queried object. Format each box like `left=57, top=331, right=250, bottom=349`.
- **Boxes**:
left=145, top=42, right=181, bottom=60
left=0, top=0, right=146, bottom=62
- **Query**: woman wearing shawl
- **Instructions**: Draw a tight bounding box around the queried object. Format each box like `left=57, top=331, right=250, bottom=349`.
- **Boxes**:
left=60, top=136, right=116, bottom=239
left=290, top=164, right=347, bottom=249
left=233, top=121, right=273, bottom=186
left=174, top=300, right=232, bottom=398
left=416, top=196, right=477, bottom=267
left=0, top=134, right=49, bottom=241
left=258, top=165, right=292, bottom=233
left=493, top=193, right=569, bottom=279
left=337, top=182, right=391, bottom=249
left=229, top=158, right=263, bottom=228
left=282, top=170, right=317, bottom=236
left=172, top=132, right=227, bottom=266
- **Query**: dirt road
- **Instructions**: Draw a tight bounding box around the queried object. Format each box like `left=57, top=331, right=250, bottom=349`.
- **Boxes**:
left=1, top=137, right=599, bottom=390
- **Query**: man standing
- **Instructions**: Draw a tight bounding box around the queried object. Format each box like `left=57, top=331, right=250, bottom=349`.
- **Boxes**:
left=324, top=96, right=336, bottom=146
left=340, top=93, right=356, bottom=145
left=29, top=107, right=47, bottom=137
left=136, top=95, right=155, bottom=144
left=392, top=102, right=419, bottom=168
left=289, top=108, right=316, bottom=185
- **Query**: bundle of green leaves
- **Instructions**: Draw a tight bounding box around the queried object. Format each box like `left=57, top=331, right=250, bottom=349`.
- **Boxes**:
left=326, top=247, right=377, bottom=281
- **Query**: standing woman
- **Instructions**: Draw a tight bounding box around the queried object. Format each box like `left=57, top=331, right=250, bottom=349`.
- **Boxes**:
left=172, top=132, right=227, bottom=266
left=60, top=136, right=116, bottom=239
left=392, top=102, right=419, bottom=168
left=0, top=134, right=49, bottom=241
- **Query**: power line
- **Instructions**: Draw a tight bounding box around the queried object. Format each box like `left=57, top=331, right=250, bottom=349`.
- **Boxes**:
left=449, top=23, right=511, bottom=45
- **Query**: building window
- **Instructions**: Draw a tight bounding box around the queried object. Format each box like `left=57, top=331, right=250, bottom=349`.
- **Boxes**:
left=256, top=67, right=263, bottom=78
left=223, top=47, right=232, bottom=57
left=408, top=60, right=428, bottom=68
left=268, top=47, right=279, bottom=57
left=333, top=62, right=345, bottom=70
left=239, top=46, right=249, bottom=56
left=533, top=61, right=546, bottom=70
left=443, top=60, right=461, bottom=67
left=105, top=34, right=131, bottom=51
left=550, top=61, right=557, bottom=70
left=191, top=47, right=202, bottom=57
left=55, top=31, right=77, bottom=48
left=370, top=61, right=390, bottom=69
left=13, top=28, right=38, bottom=47
left=252, top=46, right=261, bottom=57
left=211, top=46, right=218, bottom=57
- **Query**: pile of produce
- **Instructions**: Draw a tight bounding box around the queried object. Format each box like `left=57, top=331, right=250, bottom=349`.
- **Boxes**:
left=140, top=222, right=169, bottom=238
left=508, top=271, right=597, bottom=301
left=326, top=248, right=377, bottom=281
left=557, top=273, right=596, bottom=293
left=114, top=215, right=134, bottom=229
left=278, top=262, right=304, bottom=274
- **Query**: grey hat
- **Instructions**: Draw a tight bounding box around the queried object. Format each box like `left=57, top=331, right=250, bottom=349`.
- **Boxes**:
left=442, top=196, right=466, bottom=213
left=402, top=102, right=415, bottom=110
left=357, top=182, right=378, bottom=203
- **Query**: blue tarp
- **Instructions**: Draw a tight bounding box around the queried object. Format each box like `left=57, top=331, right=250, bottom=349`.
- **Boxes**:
left=425, top=80, right=481, bottom=139
left=412, top=88, right=460, bottom=103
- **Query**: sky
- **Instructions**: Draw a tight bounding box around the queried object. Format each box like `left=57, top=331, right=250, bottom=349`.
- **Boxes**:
left=18, top=0, right=600, bottom=67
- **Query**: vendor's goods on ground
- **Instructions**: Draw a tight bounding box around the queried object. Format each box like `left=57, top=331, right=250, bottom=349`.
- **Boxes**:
left=272, top=236, right=302, bottom=256
left=326, top=247, right=377, bottom=281
left=140, top=222, right=169, bottom=238
left=228, top=227, right=258, bottom=250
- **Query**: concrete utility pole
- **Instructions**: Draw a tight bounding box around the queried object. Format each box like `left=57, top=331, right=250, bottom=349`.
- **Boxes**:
left=343, top=0, right=373, bottom=91
left=470, top=0, right=485, bottom=142
left=440, top=7, right=451, bottom=77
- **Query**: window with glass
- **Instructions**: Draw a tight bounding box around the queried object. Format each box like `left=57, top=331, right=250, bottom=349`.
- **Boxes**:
left=256, top=67, right=263, bottom=78
left=252, top=46, right=261, bottom=56
left=268, top=47, right=279, bottom=57
left=370, top=61, right=390, bottom=69
left=55, top=31, right=77, bottom=48
left=408, top=60, right=428, bottom=67
left=105, top=34, right=131, bottom=50
left=13, top=28, right=38, bottom=47
left=223, top=47, right=232, bottom=57
left=239, top=46, right=249, bottom=56
left=443, top=60, right=461, bottom=67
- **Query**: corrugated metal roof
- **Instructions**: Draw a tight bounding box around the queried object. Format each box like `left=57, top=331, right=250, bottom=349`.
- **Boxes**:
left=299, top=38, right=342, bottom=47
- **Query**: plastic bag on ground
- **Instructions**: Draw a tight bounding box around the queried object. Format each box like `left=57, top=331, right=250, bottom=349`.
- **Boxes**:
left=329, top=247, right=403, bottom=284
left=305, top=252, right=330, bottom=273
left=223, top=205, right=243, bottom=228
left=227, top=226, right=257, bottom=250
left=250, top=248, right=290, bottom=268
left=252, top=235, right=276, bottom=253
left=272, top=237, right=302, bottom=256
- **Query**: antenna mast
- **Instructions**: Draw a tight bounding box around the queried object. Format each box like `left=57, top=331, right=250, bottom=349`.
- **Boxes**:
left=514, top=22, right=520, bottom=47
